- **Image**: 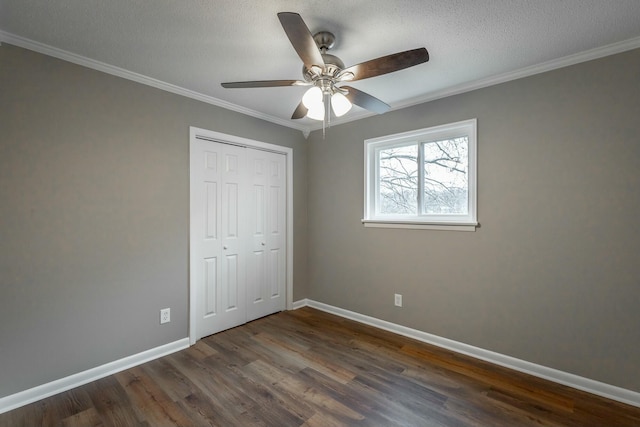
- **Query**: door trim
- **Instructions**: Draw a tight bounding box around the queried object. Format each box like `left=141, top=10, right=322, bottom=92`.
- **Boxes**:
left=188, top=126, right=294, bottom=345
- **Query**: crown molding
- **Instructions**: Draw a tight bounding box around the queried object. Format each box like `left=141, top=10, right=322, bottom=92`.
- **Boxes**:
left=3, top=30, right=639, bottom=137
left=308, top=35, right=640, bottom=133
left=393, top=35, right=640, bottom=112
left=0, top=30, right=311, bottom=135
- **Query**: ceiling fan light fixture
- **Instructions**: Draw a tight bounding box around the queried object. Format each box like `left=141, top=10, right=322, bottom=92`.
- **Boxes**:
left=306, top=102, right=325, bottom=120
left=331, top=92, right=352, bottom=117
left=302, top=86, right=323, bottom=109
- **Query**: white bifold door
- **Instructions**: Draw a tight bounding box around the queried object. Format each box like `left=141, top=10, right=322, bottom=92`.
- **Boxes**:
left=191, top=138, right=286, bottom=340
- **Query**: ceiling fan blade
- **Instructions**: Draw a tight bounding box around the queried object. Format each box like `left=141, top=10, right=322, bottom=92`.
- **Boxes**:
left=277, top=12, right=325, bottom=69
left=221, top=80, right=306, bottom=88
left=340, top=48, right=429, bottom=82
left=341, top=86, right=390, bottom=114
left=291, top=101, right=308, bottom=119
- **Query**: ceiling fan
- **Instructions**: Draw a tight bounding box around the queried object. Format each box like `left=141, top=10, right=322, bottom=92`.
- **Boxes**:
left=221, top=12, right=429, bottom=123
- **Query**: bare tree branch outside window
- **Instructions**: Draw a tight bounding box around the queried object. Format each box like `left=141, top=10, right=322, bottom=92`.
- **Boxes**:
left=423, top=137, right=468, bottom=214
left=378, top=137, right=468, bottom=215
left=379, top=145, right=418, bottom=214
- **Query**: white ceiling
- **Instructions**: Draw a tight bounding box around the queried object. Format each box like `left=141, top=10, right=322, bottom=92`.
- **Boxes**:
left=2, top=0, right=640, bottom=134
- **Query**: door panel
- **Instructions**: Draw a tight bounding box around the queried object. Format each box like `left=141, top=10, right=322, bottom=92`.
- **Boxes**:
left=204, top=257, right=217, bottom=316
left=205, top=182, right=217, bottom=239
left=269, top=248, right=281, bottom=298
left=249, top=250, right=266, bottom=303
left=223, top=253, right=239, bottom=310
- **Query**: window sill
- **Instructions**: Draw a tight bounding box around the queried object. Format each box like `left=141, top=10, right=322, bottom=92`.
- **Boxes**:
left=361, top=219, right=477, bottom=231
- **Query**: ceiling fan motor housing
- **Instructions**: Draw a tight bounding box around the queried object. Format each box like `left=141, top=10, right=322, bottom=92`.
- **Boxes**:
left=302, top=31, right=346, bottom=84
left=303, top=53, right=345, bottom=82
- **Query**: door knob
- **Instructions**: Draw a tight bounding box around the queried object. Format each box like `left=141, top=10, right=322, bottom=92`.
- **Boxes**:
left=223, top=246, right=228, bottom=250
left=261, top=242, right=266, bottom=246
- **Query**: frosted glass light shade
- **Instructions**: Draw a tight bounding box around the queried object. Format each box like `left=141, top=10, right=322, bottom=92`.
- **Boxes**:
left=302, top=86, right=322, bottom=109
left=307, top=102, right=325, bottom=120
left=331, top=92, right=352, bottom=117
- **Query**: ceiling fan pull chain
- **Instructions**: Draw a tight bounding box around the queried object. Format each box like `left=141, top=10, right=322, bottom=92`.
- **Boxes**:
left=325, top=91, right=331, bottom=130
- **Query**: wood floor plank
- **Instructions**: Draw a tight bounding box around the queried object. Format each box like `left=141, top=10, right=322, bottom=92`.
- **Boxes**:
left=60, top=407, right=103, bottom=427
left=168, top=350, right=263, bottom=426
left=83, top=376, right=148, bottom=427
left=2, top=307, right=640, bottom=426
left=240, top=358, right=316, bottom=421
left=114, top=367, right=194, bottom=427
left=253, top=331, right=357, bottom=385
left=297, top=365, right=442, bottom=427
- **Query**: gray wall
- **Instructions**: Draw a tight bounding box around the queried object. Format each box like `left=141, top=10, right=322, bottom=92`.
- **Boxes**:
left=2, top=40, right=640, bottom=400
left=0, top=44, right=308, bottom=398
left=307, top=48, right=640, bottom=392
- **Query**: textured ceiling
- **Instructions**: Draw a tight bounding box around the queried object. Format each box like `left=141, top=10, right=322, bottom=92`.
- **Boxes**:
left=2, top=0, right=640, bottom=133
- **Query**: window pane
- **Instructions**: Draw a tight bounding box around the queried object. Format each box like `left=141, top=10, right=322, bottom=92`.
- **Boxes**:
left=378, top=145, right=418, bottom=214
left=423, top=137, right=468, bottom=215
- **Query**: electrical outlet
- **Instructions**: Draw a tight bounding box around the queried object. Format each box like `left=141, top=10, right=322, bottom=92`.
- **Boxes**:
left=394, top=294, right=403, bottom=307
left=160, top=308, right=170, bottom=324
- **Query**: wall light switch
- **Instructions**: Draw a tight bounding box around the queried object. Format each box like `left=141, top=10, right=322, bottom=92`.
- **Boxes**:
left=394, top=294, right=403, bottom=307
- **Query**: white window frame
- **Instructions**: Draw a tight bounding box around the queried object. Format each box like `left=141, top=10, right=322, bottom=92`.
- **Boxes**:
left=363, top=119, right=477, bottom=231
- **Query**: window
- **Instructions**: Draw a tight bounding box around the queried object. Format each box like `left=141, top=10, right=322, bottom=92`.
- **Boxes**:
left=363, top=119, right=477, bottom=231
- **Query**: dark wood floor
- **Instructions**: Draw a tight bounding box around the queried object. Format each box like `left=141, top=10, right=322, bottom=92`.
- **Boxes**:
left=2, top=307, right=640, bottom=426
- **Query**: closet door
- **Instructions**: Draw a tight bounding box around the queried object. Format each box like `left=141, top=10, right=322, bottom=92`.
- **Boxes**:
left=246, top=150, right=286, bottom=321
left=191, top=138, right=287, bottom=340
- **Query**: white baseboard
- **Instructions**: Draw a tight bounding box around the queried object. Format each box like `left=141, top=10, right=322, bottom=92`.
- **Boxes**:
left=5, top=302, right=639, bottom=414
left=291, top=299, right=308, bottom=310
left=0, top=338, right=190, bottom=414
left=293, top=298, right=640, bottom=408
